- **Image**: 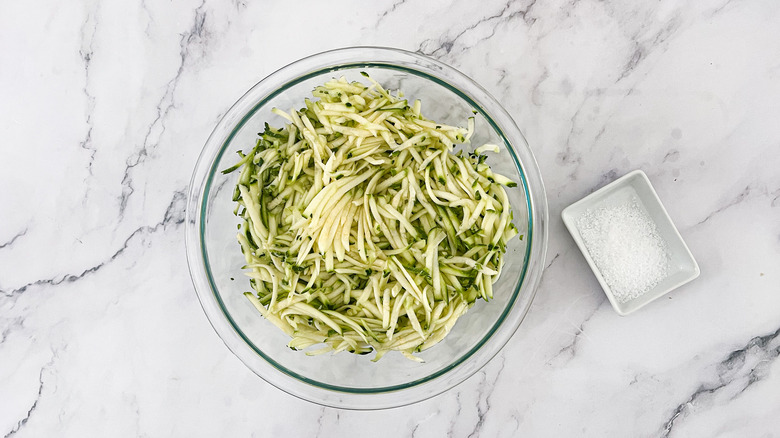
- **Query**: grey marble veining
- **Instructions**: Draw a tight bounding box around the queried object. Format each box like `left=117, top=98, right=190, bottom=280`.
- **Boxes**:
left=1, top=0, right=779, bottom=436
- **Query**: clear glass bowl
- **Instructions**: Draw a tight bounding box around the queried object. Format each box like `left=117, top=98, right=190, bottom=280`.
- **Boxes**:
left=185, top=47, right=548, bottom=410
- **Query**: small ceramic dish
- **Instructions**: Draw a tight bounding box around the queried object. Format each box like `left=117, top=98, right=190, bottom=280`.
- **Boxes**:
left=561, top=170, right=700, bottom=316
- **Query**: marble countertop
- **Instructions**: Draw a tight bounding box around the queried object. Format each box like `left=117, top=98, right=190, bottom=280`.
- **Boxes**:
left=2, top=1, right=779, bottom=436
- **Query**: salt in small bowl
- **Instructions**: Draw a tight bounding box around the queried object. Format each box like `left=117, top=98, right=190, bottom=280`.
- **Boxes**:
left=561, top=170, right=700, bottom=316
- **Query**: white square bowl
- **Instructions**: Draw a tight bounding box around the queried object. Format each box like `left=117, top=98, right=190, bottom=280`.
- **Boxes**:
left=561, top=170, right=700, bottom=316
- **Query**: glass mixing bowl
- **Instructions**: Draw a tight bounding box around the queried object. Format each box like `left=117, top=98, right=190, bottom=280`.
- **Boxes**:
left=185, top=47, right=548, bottom=409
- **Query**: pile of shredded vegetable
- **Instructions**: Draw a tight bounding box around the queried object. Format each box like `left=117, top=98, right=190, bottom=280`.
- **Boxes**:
left=224, top=73, right=521, bottom=361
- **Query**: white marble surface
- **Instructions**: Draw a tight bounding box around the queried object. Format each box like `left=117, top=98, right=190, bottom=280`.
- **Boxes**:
left=2, top=0, right=779, bottom=436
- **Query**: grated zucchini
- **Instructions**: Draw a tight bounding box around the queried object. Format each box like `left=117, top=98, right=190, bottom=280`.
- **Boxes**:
left=225, top=75, right=520, bottom=361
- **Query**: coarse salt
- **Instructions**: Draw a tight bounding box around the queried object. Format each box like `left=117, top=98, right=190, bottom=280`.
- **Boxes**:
left=576, top=196, right=670, bottom=303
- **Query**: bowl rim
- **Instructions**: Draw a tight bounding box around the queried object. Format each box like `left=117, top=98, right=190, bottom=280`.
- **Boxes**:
left=185, top=46, right=548, bottom=409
